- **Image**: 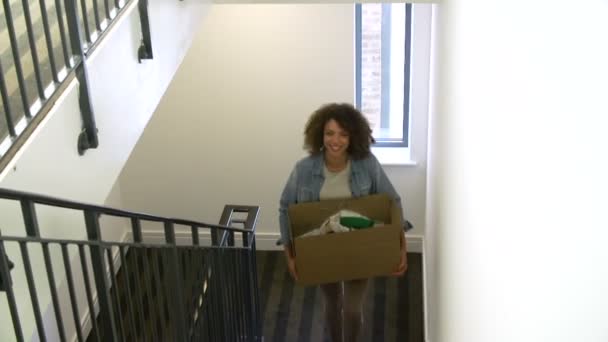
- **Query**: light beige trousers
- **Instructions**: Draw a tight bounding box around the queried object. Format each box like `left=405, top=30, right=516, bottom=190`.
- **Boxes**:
left=320, top=278, right=369, bottom=342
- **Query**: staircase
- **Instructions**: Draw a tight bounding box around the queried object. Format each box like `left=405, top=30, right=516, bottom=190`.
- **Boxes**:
left=0, top=188, right=264, bottom=341
left=1, top=0, right=150, bottom=164
left=1, top=0, right=65, bottom=141
left=1, top=2, right=254, bottom=340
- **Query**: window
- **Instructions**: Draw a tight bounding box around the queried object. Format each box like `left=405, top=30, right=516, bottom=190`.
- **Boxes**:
left=355, top=3, right=412, bottom=148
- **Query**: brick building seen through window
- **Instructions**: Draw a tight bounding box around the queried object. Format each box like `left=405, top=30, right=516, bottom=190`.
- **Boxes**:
left=356, top=3, right=412, bottom=147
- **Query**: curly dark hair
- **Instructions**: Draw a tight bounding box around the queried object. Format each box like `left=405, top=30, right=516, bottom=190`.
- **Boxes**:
left=303, top=103, right=375, bottom=159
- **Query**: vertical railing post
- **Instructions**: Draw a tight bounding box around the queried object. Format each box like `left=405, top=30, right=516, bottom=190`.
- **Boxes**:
left=191, top=225, right=199, bottom=246
left=61, top=244, right=85, bottom=342
left=79, top=0, right=93, bottom=44
left=84, top=210, right=119, bottom=341
left=218, top=206, right=234, bottom=247
left=64, top=0, right=99, bottom=155
left=21, top=0, right=46, bottom=100
left=164, top=221, right=187, bottom=341
left=38, top=0, right=60, bottom=83
left=131, top=218, right=155, bottom=341
left=137, top=0, right=153, bottom=62
left=240, top=207, right=262, bottom=341
left=217, top=208, right=235, bottom=340
left=78, top=245, right=101, bottom=341
left=0, top=234, right=24, bottom=341
left=0, top=59, right=16, bottom=139
left=249, top=235, right=263, bottom=341
left=204, top=249, right=222, bottom=341
left=19, top=200, right=50, bottom=341
left=218, top=205, right=262, bottom=341
left=1, top=0, right=31, bottom=118
left=92, top=0, right=103, bottom=31
left=242, top=232, right=258, bottom=341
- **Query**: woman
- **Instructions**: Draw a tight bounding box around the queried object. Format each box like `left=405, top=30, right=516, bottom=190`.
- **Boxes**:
left=278, top=103, right=408, bottom=342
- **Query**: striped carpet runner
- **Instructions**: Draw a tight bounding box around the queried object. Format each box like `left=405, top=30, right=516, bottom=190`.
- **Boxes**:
left=256, top=251, right=424, bottom=342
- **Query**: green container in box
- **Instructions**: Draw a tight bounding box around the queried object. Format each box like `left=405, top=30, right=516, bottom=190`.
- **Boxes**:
left=340, top=216, right=375, bottom=229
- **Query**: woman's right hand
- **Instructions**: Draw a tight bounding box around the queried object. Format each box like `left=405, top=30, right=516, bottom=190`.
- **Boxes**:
left=284, top=246, right=298, bottom=281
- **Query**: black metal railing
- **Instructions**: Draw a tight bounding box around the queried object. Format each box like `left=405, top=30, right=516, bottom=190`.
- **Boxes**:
left=0, top=188, right=263, bottom=342
left=0, top=0, right=154, bottom=170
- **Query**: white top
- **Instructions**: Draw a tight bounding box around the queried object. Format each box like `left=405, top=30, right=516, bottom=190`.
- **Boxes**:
left=319, top=160, right=352, bottom=200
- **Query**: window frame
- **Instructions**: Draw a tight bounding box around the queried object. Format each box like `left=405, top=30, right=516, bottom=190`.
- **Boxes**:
left=355, top=3, right=413, bottom=148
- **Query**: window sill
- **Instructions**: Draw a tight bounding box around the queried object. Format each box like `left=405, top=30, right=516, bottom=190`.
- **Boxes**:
left=371, top=146, right=417, bottom=166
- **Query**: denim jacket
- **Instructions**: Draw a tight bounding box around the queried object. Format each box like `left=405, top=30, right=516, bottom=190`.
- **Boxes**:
left=278, top=153, right=405, bottom=246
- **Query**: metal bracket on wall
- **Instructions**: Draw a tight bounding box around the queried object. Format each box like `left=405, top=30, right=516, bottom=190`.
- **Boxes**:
left=137, top=0, right=153, bottom=62
left=0, top=234, right=15, bottom=292
left=0, top=254, right=15, bottom=292
left=65, top=0, right=99, bottom=156
left=75, top=65, right=99, bottom=155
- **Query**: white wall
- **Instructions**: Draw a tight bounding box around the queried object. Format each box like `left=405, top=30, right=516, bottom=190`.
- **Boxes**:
left=118, top=4, right=431, bottom=249
left=0, top=1, right=210, bottom=340
left=424, top=4, right=441, bottom=342
left=428, top=0, right=608, bottom=341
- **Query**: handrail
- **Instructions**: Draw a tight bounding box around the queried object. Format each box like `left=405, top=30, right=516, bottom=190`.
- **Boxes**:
left=0, top=235, right=258, bottom=251
left=0, top=187, right=253, bottom=234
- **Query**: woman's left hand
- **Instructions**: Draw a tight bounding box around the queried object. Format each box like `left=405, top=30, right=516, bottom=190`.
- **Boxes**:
left=391, top=232, right=408, bottom=276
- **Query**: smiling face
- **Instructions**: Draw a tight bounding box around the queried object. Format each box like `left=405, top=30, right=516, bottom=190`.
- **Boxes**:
left=323, top=119, right=350, bottom=161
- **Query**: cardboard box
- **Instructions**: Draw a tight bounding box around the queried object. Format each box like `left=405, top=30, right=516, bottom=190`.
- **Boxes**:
left=288, top=194, right=402, bottom=286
